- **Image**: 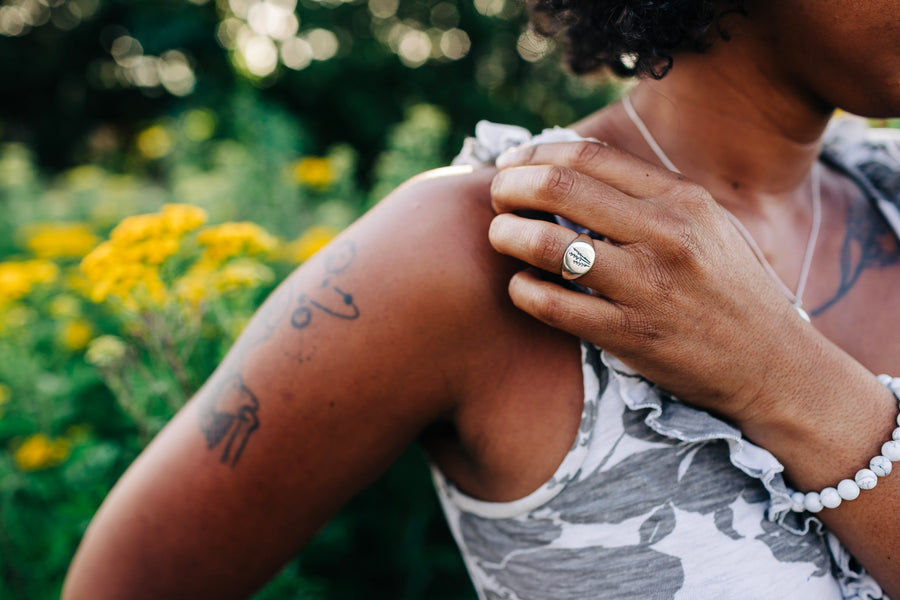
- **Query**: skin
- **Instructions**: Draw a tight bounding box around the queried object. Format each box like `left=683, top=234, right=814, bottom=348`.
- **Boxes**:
left=64, top=0, right=900, bottom=597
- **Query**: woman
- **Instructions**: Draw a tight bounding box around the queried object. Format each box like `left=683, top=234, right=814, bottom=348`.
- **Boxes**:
left=64, top=0, right=900, bottom=598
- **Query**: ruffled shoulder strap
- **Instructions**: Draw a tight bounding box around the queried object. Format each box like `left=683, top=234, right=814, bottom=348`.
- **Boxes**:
left=451, top=120, right=594, bottom=168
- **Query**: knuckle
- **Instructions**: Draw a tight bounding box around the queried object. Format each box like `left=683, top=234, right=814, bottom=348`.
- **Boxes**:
left=644, top=262, right=676, bottom=297
left=531, top=228, right=567, bottom=268
left=572, top=141, right=607, bottom=169
left=649, top=208, right=703, bottom=263
left=671, top=182, right=713, bottom=212
left=614, top=308, right=661, bottom=347
left=538, top=165, right=577, bottom=203
left=528, top=287, right=571, bottom=327
left=633, top=321, right=662, bottom=346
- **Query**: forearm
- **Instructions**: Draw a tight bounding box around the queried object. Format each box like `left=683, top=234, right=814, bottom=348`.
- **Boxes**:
left=734, top=329, right=900, bottom=596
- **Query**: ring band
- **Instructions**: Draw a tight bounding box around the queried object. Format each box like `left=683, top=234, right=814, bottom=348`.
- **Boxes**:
left=562, top=235, right=595, bottom=280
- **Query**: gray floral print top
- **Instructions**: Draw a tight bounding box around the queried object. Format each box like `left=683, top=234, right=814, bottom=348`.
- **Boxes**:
left=432, top=117, right=898, bottom=600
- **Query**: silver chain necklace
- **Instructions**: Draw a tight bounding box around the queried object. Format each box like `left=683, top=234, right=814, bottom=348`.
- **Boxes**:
left=622, top=94, right=822, bottom=322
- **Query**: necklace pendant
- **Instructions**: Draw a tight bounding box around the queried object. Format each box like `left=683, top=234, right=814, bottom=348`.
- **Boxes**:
left=794, top=303, right=811, bottom=323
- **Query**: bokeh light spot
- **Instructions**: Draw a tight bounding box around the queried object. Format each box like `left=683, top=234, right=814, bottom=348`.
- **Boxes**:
left=242, top=34, right=278, bottom=76
left=440, top=28, right=470, bottom=60
left=397, top=29, right=430, bottom=67
left=368, top=0, right=397, bottom=19
left=473, top=0, right=504, bottom=17
left=306, top=28, right=338, bottom=61
left=280, top=36, right=313, bottom=70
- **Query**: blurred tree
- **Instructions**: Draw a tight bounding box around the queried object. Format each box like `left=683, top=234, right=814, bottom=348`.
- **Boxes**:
left=0, top=0, right=617, bottom=173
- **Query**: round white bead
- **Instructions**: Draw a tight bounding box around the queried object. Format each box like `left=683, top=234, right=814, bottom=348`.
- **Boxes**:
left=803, top=491, right=823, bottom=513
left=896, top=412, right=900, bottom=427
left=855, top=468, right=878, bottom=490
left=820, top=487, right=842, bottom=509
left=870, top=455, right=893, bottom=477
left=837, top=479, right=860, bottom=501
left=790, top=491, right=806, bottom=512
left=893, top=427, right=900, bottom=441
left=882, top=440, right=900, bottom=462
left=878, top=374, right=892, bottom=386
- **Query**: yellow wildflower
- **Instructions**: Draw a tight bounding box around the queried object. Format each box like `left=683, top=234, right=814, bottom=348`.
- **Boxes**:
left=13, top=433, right=70, bottom=471
left=136, top=268, right=168, bottom=307
left=197, top=222, right=279, bottom=263
left=25, top=222, right=99, bottom=259
left=174, top=260, right=214, bottom=306
left=81, top=205, right=205, bottom=309
left=217, top=258, right=274, bottom=293
left=116, top=238, right=180, bottom=266
left=160, top=203, right=208, bottom=236
left=136, top=125, right=174, bottom=160
left=60, top=318, right=93, bottom=351
left=284, top=225, right=337, bottom=263
left=292, top=156, right=335, bottom=189
left=0, top=259, right=59, bottom=306
left=109, top=204, right=205, bottom=246
left=81, top=244, right=168, bottom=308
left=110, top=213, right=166, bottom=245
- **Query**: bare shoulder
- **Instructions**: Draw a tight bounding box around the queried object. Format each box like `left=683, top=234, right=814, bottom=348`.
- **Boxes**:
left=350, top=165, right=516, bottom=313
left=365, top=166, right=586, bottom=504
left=63, top=164, right=543, bottom=599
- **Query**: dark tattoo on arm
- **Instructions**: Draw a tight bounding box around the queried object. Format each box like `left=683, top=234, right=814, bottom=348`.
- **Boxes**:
left=199, top=375, right=260, bottom=467
left=198, top=240, right=361, bottom=467
left=811, top=199, right=900, bottom=317
left=291, top=241, right=360, bottom=329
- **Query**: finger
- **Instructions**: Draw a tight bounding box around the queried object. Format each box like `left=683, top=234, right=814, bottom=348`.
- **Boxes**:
left=495, top=141, right=687, bottom=199
left=490, top=164, right=657, bottom=243
left=489, top=213, right=636, bottom=300
left=507, top=270, right=628, bottom=347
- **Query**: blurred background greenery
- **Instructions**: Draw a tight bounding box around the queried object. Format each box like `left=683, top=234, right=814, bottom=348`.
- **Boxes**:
left=0, top=0, right=621, bottom=597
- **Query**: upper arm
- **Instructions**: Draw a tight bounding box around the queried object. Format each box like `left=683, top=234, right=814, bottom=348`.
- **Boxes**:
left=63, top=167, right=507, bottom=599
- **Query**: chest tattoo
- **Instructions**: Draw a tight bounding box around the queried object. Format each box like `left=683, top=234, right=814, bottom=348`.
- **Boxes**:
left=811, top=197, right=900, bottom=317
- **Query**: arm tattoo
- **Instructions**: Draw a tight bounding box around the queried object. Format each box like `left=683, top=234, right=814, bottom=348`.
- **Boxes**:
left=198, top=240, right=361, bottom=467
left=199, top=375, right=260, bottom=467
left=291, top=241, right=360, bottom=329
left=811, top=199, right=900, bottom=317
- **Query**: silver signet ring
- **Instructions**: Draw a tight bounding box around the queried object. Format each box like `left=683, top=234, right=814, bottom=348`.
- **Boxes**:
left=562, top=236, right=595, bottom=280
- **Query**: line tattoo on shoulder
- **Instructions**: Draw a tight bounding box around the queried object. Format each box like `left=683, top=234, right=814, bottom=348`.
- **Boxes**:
left=291, top=240, right=360, bottom=329
left=198, top=240, right=361, bottom=467
left=811, top=197, right=900, bottom=317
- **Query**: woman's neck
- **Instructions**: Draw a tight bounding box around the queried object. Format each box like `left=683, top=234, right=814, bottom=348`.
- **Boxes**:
left=577, top=35, right=836, bottom=217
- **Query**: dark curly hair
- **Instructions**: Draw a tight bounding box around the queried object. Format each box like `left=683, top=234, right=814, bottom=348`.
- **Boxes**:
left=528, top=0, right=746, bottom=79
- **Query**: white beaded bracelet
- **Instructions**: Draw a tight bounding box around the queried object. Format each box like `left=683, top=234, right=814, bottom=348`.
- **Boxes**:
left=789, top=374, right=900, bottom=513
